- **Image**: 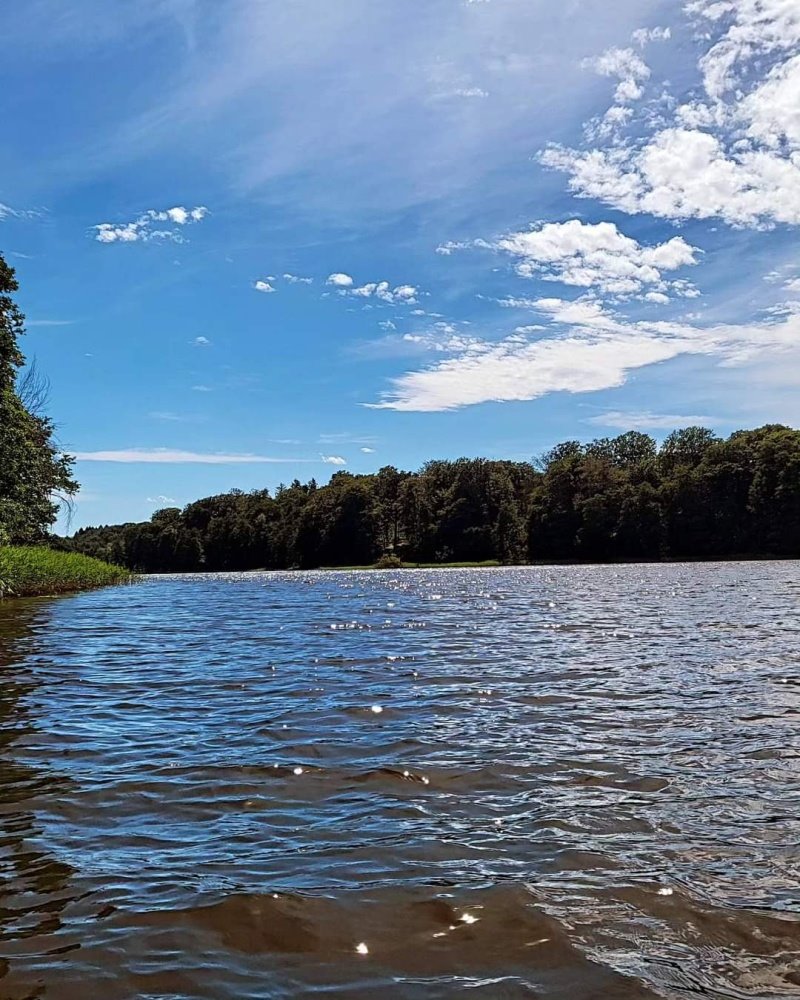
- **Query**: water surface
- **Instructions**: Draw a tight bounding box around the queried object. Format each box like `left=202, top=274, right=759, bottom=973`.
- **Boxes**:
left=1, top=564, right=799, bottom=998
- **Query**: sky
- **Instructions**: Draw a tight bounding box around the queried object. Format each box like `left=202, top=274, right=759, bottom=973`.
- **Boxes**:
left=1, top=0, right=799, bottom=531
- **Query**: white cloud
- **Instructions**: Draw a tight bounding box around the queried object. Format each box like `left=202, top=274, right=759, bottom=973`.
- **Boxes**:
left=93, top=205, right=208, bottom=243
left=283, top=273, right=313, bottom=284
left=587, top=409, right=716, bottom=430
left=348, top=281, right=419, bottom=305
left=149, top=411, right=195, bottom=422
left=254, top=279, right=275, bottom=293
left=544, top=3, right=800, bottom=229
left=26, top=318, right=76, bottom=327
left=487, top=219, right=700, bottom=299
left=583, top=46, right=650, bottom=104
left=327, top=272, right=354, bottom=287
left=192, top=336, right=211, bottom=347
left=147, top=494, right=177, bottom=504
left=542, top=128, right=800, bottom=228
left=741, top=53, right=800, bottom=149
left=688, top=0, right=800, bottom=101
left=74, top=449, right=314, bottom=464
left=360, top=446, right=376, bottom=453
left=321, top=454, right=347, bottom=465
left=191, top=384, right=212, bottom=392
left=367, top=307, right=800, bottom=412
left=0, top=202, right=42, bottom=221
left=632, top=26, right=671, bottom=47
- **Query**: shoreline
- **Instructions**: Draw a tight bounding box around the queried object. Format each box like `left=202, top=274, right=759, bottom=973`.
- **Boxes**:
left=134, top=554, right=796, bottom=576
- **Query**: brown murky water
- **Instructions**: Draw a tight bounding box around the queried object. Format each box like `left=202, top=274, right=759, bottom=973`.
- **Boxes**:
left=0, top=564, right=798, bottom=999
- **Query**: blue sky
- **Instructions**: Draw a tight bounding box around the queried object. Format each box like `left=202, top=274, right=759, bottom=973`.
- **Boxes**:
left=2, top=0, right=799, bottom=530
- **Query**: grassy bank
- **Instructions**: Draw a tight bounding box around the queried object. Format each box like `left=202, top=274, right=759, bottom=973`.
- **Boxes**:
left=0, top=547, right=131, bottom=599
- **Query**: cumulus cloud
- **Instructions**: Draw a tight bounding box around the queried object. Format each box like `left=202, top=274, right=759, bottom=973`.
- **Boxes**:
left=327, top=273, right=420, bottom=305
left=543, top=2, right=800, bottom=229
left=192, top=336, right=211, bottom=347
left=689, top=0, right=800, bottom=101
left=283, top=273, right=313, bottom=284
left=327, top=272, right=354, bottom=287
left=542, top=129, right=800, bottom=228
left=360, top=446, right=376, bottom=453
left=583, top=46, right=651, bottom=103
left=349, top=281, right=419, bottom=304
left=254, top=279, right=275, bottom=293
left=321, top=454, right=347, bottom=465
left=367, top=306, right=800, bottom=412
left=147, top=494, right=177, bottom=504
left=486, top=219, right=700, bottom=300
left=93, top=205, right=208, bottom=243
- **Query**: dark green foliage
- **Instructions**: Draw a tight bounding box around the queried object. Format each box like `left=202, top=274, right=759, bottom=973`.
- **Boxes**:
left=0, top=253, right=78, bottom=542
left=66, top=425, right=800, bottom=571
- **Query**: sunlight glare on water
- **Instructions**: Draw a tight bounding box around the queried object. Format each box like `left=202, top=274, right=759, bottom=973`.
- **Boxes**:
left=0, top=564, right=799, bottom=999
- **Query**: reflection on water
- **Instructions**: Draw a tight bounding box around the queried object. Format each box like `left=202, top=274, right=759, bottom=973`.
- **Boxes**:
left=0, top=564, right=798, bottom=999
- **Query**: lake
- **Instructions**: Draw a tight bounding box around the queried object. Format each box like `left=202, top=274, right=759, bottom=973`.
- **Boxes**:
left=1, top=564, right=798, bottom=999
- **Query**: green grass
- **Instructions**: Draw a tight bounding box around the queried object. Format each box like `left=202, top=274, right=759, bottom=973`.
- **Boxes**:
left=0, top=546, right=131, bottom=599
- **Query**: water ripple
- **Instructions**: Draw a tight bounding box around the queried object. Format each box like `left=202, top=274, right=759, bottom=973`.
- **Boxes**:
left=0, top=563, right=799, bottom=998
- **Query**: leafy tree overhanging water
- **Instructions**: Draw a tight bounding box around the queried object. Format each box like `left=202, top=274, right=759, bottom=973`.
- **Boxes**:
left=0, top=253, right=77, bottom=545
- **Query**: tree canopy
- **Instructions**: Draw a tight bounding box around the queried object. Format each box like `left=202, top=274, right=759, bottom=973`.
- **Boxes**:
left=0, top=252, right=77, bottom=544
left=68, top=425, right=800, bottom=571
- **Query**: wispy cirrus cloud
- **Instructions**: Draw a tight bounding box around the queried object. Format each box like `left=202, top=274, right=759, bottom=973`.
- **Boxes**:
left=53, top=0, right=660, bottom=221
left=0, top=201, right=43, bottom=221
left=367, top=308, right=800, bottom=412
left=26, top=318, right=77, bottom=327
left=73, top=448, right=319, bottom=464
left=148, top=411, right=203, bottom=423
left=587, top=409, right=719, bottom=430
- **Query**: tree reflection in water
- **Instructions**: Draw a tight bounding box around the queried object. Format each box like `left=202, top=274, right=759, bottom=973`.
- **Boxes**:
left=0, top=599, right=77, bottom=999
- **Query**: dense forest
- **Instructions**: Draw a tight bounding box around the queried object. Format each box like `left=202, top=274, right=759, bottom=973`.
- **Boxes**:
left=0, top=252, right=77, bottom=545
left=68, top=424, right=800, bottom=571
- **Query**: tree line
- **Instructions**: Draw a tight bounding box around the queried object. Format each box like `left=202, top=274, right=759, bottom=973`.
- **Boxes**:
left=67, top=424, right=800, bottom=571
left=2, top=247, right=799, bottom=569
